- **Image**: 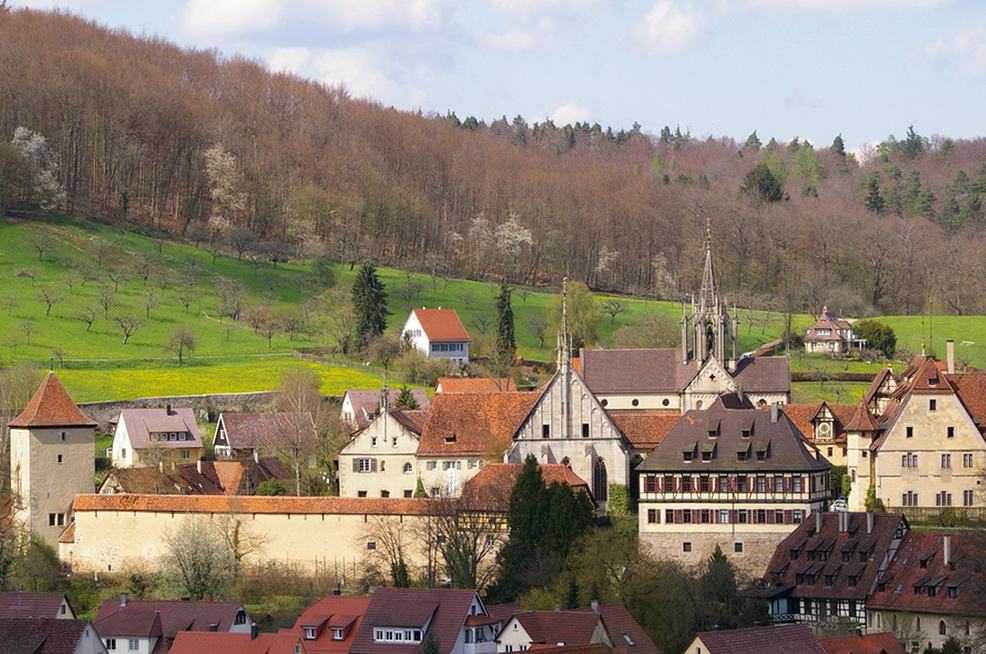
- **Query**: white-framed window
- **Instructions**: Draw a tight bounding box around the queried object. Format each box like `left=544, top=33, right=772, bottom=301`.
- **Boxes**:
left=332, top=628, right=345, bottom=641
left=358, top=458, right=372, bottom=472
left=964, top=453, right=974, bottom=468
left=129, top=639, right=139, bottom=651
left=964, top=490, right=974, bottom=506
left=426, top=461, right=436, bottom=470
left=105, top=639, right=117, bottom=651
left=403, top=462, right=413, bottom=474
left=304, top=627, right=317, bottom=640
left=942, top=454, right=952, bottom=469
left=936, top=491, right=953, bottom=507
left=180, top=450, right=191, bottom=460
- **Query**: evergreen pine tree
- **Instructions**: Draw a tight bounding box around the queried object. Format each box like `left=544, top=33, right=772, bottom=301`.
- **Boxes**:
left=352, top=261, right=390, bottom=350
left=830, top=134, right=846, bottom=157
left=394, top=385, right=420, bottom=410
left=494, top=282, right=516, bottom=360
left=413, top=477, right=427, bottom=498
left=740, top=163, right=786, bottom=202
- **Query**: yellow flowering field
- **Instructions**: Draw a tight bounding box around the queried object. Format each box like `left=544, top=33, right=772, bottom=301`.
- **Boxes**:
left=59, top=358, right=387, bottom=402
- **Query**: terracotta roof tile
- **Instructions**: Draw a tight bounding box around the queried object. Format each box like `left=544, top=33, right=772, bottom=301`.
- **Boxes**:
left=0, top=593, right=71, bottom=620
left=96, top=599, right=248, bottom=639
left=350, top=588, right=484, bottom=654
left=608, top=410, right=681, bottom=451
left=570, top=604, right=660, bottom=653
left=217, top=412, right=314, bottom=450
left=0, top=617, right=95, bottom=653
left=291, top=595, right=371, bottom=654
left=512, top=611, right=599, bottom=647
left=74, top=494, right=443, bottom=516
left=731, top=356, right=791, bottom=393
left=909, top=358, right=955, bottom=394
left=390, top=409, right=428, bottom=434
left=171, top=632, right=303, bottom=654
left=98, top=457, right=291, bottom=495
left=8, top=372, right=95, bottom=428
left=345, top=390, right=431, bottom=430
left=458, top=463, right=591, bottom=512
left=819, top=632, right=907, bottom=654
left=694, top=624, right=825, bottom=654
left=417, top=391, right=540, bottom=457
left=436, top=377, right=517, bottom=392
left=947, top=373, right=986, bottom=430
left=844, top=402, right=881, bottom=432
left=57, top=521, right=75, bottom=544
left=411, top=308, right=470, bottom=342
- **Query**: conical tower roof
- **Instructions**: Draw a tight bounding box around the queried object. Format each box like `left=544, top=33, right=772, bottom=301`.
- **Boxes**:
left=8, top=371, right=95, bottom=428
left=844, top=401, right=881, bottom=432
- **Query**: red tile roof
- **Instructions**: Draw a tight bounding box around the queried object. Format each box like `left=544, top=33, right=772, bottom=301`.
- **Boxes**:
left=171, top=631, right=304, bottom=654
left=866, top=530, right=985, bottom=616
left=98, top=457, right=291, bottom=495
left=608, top=410, right=680, bottom=451
left=819, top=632, right=907, bottom=654
left=349, top=588, right=484, bottom=654
left=96, top=599, right=248, bottom=639
left=947, top=373, right=986, bottom=432
left=8, top=372, right=95, bottom=428
left=290, top=595, right=371, bottom=654
left=0, top=617, right=97, bottom=653
left=436, top=377, right=517, bottom=392
left=411, top=308, right=470, bottom=342
left=345, top=390, right=431, bottom=430
left=694, top=624, right=825, bottom=654
left=57, top=521, right=75, bottom=544
left=908, top=357, right=955, bottom=395
left=0, top=592, right=71, bottom=620
left=782, top=402, right=856, bottom=445
left=73, top=494, right=443, bottom=516
left=510, top=611, right=600, bottom=647
left=571, top=604, right=660, bottom=654
left=458, top=463, right=591, bottom=512
left=417, top=391, right=540, bottom=457
left=844, top=402, right=881, bottom=432
left=217, top=412, right=316, bottom=450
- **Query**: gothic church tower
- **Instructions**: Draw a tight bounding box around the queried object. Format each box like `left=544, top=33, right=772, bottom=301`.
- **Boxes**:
left=680, top=220, right=739, bottom=370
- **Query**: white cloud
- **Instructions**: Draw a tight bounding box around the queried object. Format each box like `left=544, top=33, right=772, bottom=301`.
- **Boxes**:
left=180, top=0, right=281, bottom=37
left=746, top=0, right=953, bottom=13
left=309, top=45, right=426, bottom=108
left=476, top=29, right=549, bottom=52
left=488, top=0, right=609, bottom=23
left=301, top=0, right=450, bottom=32
left=633, top=1, right=706, bottom=55
left=547, top=103, right=593, bottom=125
left=924, top=25, right=986, bottom=77
left=268, top=47, right=312, bottom=75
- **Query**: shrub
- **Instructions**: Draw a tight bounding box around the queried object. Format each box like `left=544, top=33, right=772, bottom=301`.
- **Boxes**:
left=855, top=319, right=896, bottom=359
left=257, top=479, right=288, bottom=496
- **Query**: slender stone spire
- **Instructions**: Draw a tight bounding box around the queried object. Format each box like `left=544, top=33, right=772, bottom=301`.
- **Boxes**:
left=557, top=277, right=572, bottom=368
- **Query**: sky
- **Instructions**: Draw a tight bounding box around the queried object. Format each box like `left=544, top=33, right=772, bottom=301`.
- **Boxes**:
left=13, top=0, right=986, bottom=150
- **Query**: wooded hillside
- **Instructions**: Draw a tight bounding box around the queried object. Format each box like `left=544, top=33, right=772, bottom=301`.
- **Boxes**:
left=3, top=8, right=986, bottom=317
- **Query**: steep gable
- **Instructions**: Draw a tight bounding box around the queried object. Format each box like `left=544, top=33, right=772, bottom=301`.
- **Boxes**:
left=418, top=392, right=539, bottom=457
left=410, top=309, right=470, bottom=342
left=8, top=372, right=95, bottom=428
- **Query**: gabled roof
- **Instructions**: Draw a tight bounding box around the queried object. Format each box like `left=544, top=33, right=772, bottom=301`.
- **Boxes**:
left=844, top=402, right=881, bottom=432
left=409, top=308, right=470, bottom=342
left=344, top=389, right=431, bottom=430
left=580, top=348, right=697, bottom=394
left=608, top=410, right=680, bottom=451
left=805, top=307, right=854, bottom=342
left=693, top=624, right=825, bottom=654
left=782, top=402, right=856, bottom=444
left=458, top=463, right=591, bottom=512
left=639, top=397, right=830, bottom=473
left=118, top=407, right=201, bottom=449
left=8, top=372, right=95, bottom=428
left=570, top=604, right=660, bottom=653
left=217, top=412, right=315, bottom=450
left=0, top=617, right=96, bottom=654
left=819, top=632, right=907, bottom=654
left=0, top=592, right=71, bottom=620
left=417, top=391, right=539, bottom=457
left=731, top=356, right=791, bottom=393
left=763, top=512, right=907, bottom=602
left=508, top=611, right=599, bottom=647
left=908, top=357, right=955, bottom=394
left=96, top=599, right=248, bottom=639
left=390, top=409, right=428, bottom=434
left=436, top=377, right=517, bottom=392
left=350, top=588, right=485, bottom=654
left=866, top=530, right=984, bottom=616
left=290, top=595, right=371, bottom=654
left=98, top=457, right=291, bottom=495
left=171, top=631, right=304, bottom=654
left=946, top=373, right=986, bottom=432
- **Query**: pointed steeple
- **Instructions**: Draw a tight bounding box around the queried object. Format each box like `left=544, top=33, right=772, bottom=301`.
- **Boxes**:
left=557, top=277, right=573, bottom=368
left=8, top=371, right=95, bottom=428
left=697, top=217, right=721, bottom=317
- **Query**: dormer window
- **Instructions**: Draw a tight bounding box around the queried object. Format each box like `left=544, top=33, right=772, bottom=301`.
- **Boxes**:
left=332, top=628, right=345, bottom=640
left=304, top=627, right=317, bottom=640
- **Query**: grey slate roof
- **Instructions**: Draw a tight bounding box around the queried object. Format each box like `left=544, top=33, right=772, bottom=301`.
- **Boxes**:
left=216, top=412, right=315, bottom=450
left=0, top=592, right=71, bottom=619
left=638, top=397, right=830, bottom=473
left=579, top=349, right=697, bottom=394
left=0, top=618, right=99, bottom=654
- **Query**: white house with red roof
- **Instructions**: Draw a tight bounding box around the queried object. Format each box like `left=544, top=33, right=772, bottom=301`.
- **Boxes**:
left=804, top=306, right=864, bottom=354
left=401, top=308, right=470, bottom=366
left=110, top=406, right=202, bottom=468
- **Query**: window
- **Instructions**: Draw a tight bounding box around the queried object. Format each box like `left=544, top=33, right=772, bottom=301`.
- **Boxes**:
left=906, top=426, right=914, bottom=438
left=902, top=452, right=918, bottom=468
left=121, top=448, right=127, bottom=459
left=106, top=639, right=117, bottom=651
left=381, top=490, right=390, bottom=498
left=930, top=399, right=938, bottom=411
left=60, top=431, right=66, bottom=441
left=582, top=423, right=590, bottom=438
left=701, top=509, right=710, bottom=523
left=358, top=458, right=372, bottom=472
left=683, top=542, right=692, bottom=552
left=681, top=476, right=691, bottom=492
left=665, top=509, right=674, bottom=523
left=774, top=476, right=784, bottom=492
left=180, top=449, right=190, bottom=460
left=426, top=461, right=436, bottom=470
left=367, top=541, right=376, bottom=550
left=793, top=509, right=803, bottom=523
left=57, top=454, right=63, bottom=464
left=430, top=487, right=440, bottom=497
left=734, top=542, right=743, bottom=553
left=357, top=490, right=367, bottom=498
left=775, top=509, right=785, bottom=524
left=738, top=510, right=748, bottom=523
left=964, top=453, right=974, bottom=468
left=948, top=426, right=955, bottom=438
left=792, top=476, right=802, bottom=492
left=644, top=475, right=657, bottom=493
left=129, top=640, right=139, bottom=652
left=719, top=509, right=729, bottom=524
left=936, top=491, right=953, bottom=507
left=542, top=424, right=550, bottom=438
left=632, top=398, right=640, bottom=407
left=942, top=453, right=952, bottom=469
left=902, top=491, right=919, bottom=507
left=964, top=489, right=974, bottom=506
left=756, top=509, right=767, bottom=524
left=404, top=490, right=413, bottom=498
left=371, top=436, right=378, bottom=447
left=403, top=462, right=413, bottom=474
left=48, top=513, right=65, bottom=527
left=940, top=620, right=947, bottom=636
left=736, top=476, right=747, bottom=492
left=700, top=477, right=710, bottom=492
left=647, top=509, right=658, bottom=524
left=304, top=627, right=317, bottom=639
left=756, top=476, right=766, bottom=492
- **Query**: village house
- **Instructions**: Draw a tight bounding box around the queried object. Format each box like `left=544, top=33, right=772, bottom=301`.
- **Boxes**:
left=94, top=595, right=252, bottom=654
left=8, top=372, right=96, bottom=548
left=350, top=588, right=498, bottom=654
left=98, top=456, right=291, bottom=495
left=804, top=307, right=864, bottom=354
left=683, top=623, right=826, bottom=654
left=0, top=592, right=75, bottom=620
left=637, top=395, right=831, bottom=576
left=436, top=378, right=517, bottom=393
left=170, top=630, right=304, bottom=654
left=758, top=511, right=908, bottom=629
left=818, top=631, right=907, bottom=654
left=847, top=342, right=986, bottom=516
left=289, top=594, right=370, bottom=653
left=213, top=412, right=316, bottom=460
left=109, top=406, right=202, bottom=468
left=783, top=401, right=857, bottom=467
left=401, top=308, right=471, bottom=366
left=340, top=388, right=430, bottom=431
left=0, top=617, right=108, bottom=654
left=494, top=602, right=658, bottom=653
left=866, top=530, right=983, bottom=652
left=336, top=407, right=428, bottom=498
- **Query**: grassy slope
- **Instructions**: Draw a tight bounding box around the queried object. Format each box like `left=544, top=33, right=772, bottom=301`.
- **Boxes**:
left=4, top=215, right=984, bottom=402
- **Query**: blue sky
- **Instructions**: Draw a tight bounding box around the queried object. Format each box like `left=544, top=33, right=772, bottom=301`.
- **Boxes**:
left=15, top=0, right=986, bottom=150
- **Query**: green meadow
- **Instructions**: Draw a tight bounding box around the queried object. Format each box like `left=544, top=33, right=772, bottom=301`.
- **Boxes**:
left=3, top=214, right=985, bottom=403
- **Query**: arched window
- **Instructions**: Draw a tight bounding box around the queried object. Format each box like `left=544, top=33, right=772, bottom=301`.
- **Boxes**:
left=695, top=400, right=704, bottom=410
left=403, top=463, right=413, bottom=474
left=593, top=458, right=608, bottom=502
left=561, top=457, right=571, bottom=468
left=939, top=620, right=947, bottom=636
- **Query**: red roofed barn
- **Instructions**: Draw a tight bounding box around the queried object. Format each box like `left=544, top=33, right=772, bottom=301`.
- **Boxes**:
left=401, top=308, right=470, bottom=366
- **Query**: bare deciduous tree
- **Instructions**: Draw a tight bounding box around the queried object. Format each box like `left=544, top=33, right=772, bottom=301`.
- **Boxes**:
left=115, top=314, right=145, bottom=344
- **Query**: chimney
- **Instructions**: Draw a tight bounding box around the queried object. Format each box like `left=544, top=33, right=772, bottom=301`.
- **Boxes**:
left=737, top=388, right=745, bottom=403
left=867, top=511, right=874, bottom=534
left=591, top=600, right=600, bottom=614
left=770, top=403, right=779, bottom=423
left=251, top=624, right=259, bottom=640
left=943, top=534, right=951, bottom=568
left=203, top=594, right=213, bottom=603
left=166, top=404, right=173, bottom=415
left=947, top=339, right=955, bottom=374
left=253, top=449, right=259, bottom=464
left=197, top=459, right=202, bottom=474
left=120, top=592, right=128, bottom=607
left=815, top=511, right=823, bottom=533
